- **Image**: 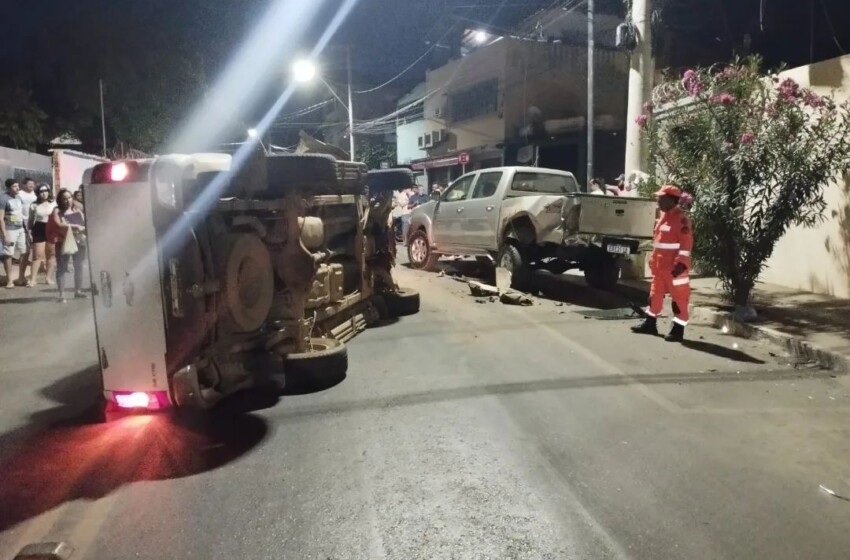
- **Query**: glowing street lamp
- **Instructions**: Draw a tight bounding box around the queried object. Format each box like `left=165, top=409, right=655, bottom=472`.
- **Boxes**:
left=291, top=53, right=356, bottom=161
left=474, top=30, right=488, bottom=44
left=292, top=59, right=317, bottom=83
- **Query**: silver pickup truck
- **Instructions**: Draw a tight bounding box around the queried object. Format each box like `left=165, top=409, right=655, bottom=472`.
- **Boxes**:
left=407, top=166, right=657, bottom=290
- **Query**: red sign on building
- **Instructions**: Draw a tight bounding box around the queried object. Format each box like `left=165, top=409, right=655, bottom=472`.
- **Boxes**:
left=458, top=152, right=470, bottom=165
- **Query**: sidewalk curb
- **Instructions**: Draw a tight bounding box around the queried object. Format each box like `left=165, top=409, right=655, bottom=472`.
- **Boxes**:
left=617, top=281, right=848, bottom=371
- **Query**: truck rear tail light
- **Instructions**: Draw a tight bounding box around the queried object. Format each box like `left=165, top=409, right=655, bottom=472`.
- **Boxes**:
left=110, top=162, right=130, bottom=182
left=91, top=161, right=141, bottom=184
left=112, top=391, right=170, bottom=410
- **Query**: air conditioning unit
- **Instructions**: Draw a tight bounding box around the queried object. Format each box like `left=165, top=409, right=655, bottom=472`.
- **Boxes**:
left=423, top=132, right=434, bottom=148
left=432, top=129, right=446, bottom=144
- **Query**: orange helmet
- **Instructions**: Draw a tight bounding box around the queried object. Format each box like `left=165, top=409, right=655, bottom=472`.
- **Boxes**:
left=654, top=184, right=682, bottom=198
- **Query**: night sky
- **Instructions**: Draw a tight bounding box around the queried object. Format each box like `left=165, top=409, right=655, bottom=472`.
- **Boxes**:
left=2, top=0, right=848, bottom=150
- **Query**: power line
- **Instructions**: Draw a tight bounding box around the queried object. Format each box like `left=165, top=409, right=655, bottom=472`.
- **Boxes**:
left=819, top=0, right=846, bottom=54
left=354, top=45, right=437, bottom=94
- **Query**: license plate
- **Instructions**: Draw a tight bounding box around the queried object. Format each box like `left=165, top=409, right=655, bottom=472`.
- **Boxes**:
left=607, top=244, right=630, bottom=255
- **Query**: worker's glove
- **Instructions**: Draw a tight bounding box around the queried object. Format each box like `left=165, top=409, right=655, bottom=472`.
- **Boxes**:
left=671, top=263, right=687, bottom=278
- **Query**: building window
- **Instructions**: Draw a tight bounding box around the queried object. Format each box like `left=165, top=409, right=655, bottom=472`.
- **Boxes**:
left=449, top=79, right=499, bottom=123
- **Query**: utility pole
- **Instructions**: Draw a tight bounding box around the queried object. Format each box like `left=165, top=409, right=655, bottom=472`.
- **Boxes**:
left=347, top=47, right=356, bottom=161
left=586, top=0, right=595, bottom=188
left=99, top=79, right=107, bottom=157
left=624, top=0, right=653, bottom=177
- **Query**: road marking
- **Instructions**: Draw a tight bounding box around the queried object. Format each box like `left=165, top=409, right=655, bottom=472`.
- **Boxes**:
left=64, top=492, right=121, bottom=559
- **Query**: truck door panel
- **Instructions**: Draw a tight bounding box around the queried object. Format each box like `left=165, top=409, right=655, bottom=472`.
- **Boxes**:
left=432, top=174, right=477, bottom=250
left=459, top=170, right=504, bottom=252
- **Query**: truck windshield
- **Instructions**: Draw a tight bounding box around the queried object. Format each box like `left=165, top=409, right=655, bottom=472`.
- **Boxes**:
left=509, top=172, right=578, bottom=195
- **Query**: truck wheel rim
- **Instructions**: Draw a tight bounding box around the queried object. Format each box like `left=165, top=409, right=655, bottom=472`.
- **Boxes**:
left=411, top=238, right=427, bottom=263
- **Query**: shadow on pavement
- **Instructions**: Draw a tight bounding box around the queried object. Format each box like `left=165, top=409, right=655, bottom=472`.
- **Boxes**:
left=433, top=258, right=642, bottom=311
left=0, top=365, right=269, bottom=534
left=282, top=370, right=347, bottom=396
left=681, top=340, right=766, bottom=364
left=270, top=367, right=841, bottom=423
left=0, top=296, right=60, bottom=305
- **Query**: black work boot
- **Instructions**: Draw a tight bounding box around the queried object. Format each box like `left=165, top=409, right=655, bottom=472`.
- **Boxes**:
left=665, top=323, right=685, bottom=342
left=631, top=317, right=658, bottom=335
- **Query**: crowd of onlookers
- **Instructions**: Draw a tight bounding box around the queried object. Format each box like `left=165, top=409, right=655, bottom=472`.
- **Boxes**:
left=0, top=177, right=88, bottom=302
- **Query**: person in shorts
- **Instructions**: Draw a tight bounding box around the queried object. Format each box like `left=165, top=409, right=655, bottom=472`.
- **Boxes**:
left=27, top=184, right=57, bottom=286
left=0, top=179, right=27, bottom=288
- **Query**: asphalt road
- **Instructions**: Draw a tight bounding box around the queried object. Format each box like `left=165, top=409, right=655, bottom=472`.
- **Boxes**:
left=1, top=262, right=850, bottom=560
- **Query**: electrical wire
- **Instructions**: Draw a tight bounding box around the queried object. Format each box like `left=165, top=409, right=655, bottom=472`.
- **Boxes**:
left=354, top=45, right=437, bottom=94
left=819, top=0, right=846, bottom=54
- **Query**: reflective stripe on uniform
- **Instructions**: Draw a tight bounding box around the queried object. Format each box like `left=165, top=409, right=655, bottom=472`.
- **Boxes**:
left=672, top=317, right=689, bottom=326
left=672, top=276, right=690, bottom=286
left=678, top=250, right=691, bottom=256
left=644, top=308, right=657, bottom=318
left=654, top=242, right=680, bottom=250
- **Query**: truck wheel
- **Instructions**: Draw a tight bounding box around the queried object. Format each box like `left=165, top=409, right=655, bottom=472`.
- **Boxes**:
left=498, top=244, right=533, bottom=291
left=220, top=234, right=275, bottom=333
left=283, top=337, right=348, bottom=384
left=384, top=288, right=420, bottom=316
left=407, top=230, right=438, bottom=271
left=541, top=259, right=570, bottom=275
left=584, top=258, right=620, bottom=291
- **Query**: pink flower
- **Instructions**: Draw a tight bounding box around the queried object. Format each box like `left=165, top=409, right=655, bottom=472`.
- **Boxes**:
left=803, top=89, right=824, bottom=108
left=708, top=94, right=721, bottom=105
left=679, top=192, right=694, bottom=207
left=682, top=69, right=703, bottom=97
left=777, top=78, right=800, bottom=103
left=635, top=114, right=649, bottom=127
left=741, top=132, right=754, bottom=144
left=719, top=93, right=737, bottom=105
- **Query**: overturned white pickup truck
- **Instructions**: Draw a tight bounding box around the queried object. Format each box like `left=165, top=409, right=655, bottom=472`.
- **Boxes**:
left=407, top=166, right=657, bottom=290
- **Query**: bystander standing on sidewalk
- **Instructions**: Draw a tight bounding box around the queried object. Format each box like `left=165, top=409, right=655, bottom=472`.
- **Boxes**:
left=28, top=184, right=57, bottom=286
left=48, top=189, right=87, bottom=302
left=73, top=187, right=84, bottom=211
left=16, top=178, right=38, bottom=285
left=0, top=179, right=28, bottom=288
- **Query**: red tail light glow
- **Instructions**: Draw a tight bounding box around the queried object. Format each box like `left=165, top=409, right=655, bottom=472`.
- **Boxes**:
left=110, top=162, right=130, bottom=182
left=115, top=392, right=150, bottom=409
left=111, top=391, right=170, bottom=410
left=90, top=160, right=141, bottom=184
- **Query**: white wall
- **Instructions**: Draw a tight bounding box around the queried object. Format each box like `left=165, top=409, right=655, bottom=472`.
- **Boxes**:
left=396, top=119, right=427, bottom=165
left=761, top=55, right=850, bottom=298
left=0, top=146, right=52, bottom=185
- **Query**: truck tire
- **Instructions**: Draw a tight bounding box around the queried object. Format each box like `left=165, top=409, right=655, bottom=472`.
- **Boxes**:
left=283, top=337, right=348, bottom=380
left=367, top=168, right=415, bottom=195
left=219, top=233, right=275, bottom=333
left=497, top=244, right=533, bottom=291
left=584, top=258, right=620, bottom=291
left=540, top=259, right=570, bottom=275
left=407, top=230, right=438, bottom=271
left=384, top=288, right=420, bottom=316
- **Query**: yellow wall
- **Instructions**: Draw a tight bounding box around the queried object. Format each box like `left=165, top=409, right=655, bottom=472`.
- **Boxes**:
left=761, top=55, right=850, bottom=298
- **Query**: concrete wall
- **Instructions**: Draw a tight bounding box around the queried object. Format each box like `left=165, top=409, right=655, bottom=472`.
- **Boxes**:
left=0, top=146, right=52, bottom=186
left=761, top=55, right=850, bottom=298
left=423, top=38, right=510, bottom=156
left=396, top=119, right=427, bottom=164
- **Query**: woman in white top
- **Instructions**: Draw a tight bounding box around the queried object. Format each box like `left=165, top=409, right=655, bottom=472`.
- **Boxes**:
left=27, top=184, right=57, bottom=286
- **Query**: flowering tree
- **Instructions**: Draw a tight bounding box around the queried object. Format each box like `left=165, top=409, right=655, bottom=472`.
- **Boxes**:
left=638, top=57, right=850, bottom=318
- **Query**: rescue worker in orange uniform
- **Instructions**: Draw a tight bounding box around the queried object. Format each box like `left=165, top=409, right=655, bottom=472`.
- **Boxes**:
left=631, top=185, right=693, bottom=342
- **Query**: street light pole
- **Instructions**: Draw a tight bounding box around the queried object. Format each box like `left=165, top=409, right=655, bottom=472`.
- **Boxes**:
left=586, top=0, right=595, bottom=188
left=624, top=0, right=653, bottom=176
left=346, top=47, right=356, bottom=161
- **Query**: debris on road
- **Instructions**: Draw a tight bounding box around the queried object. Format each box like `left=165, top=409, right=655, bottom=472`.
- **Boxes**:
left=469, top=281, right=500, bottom=297
left=500, top=292, right=534, bottom=306
left=819, top=484, right=850, bottom=502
